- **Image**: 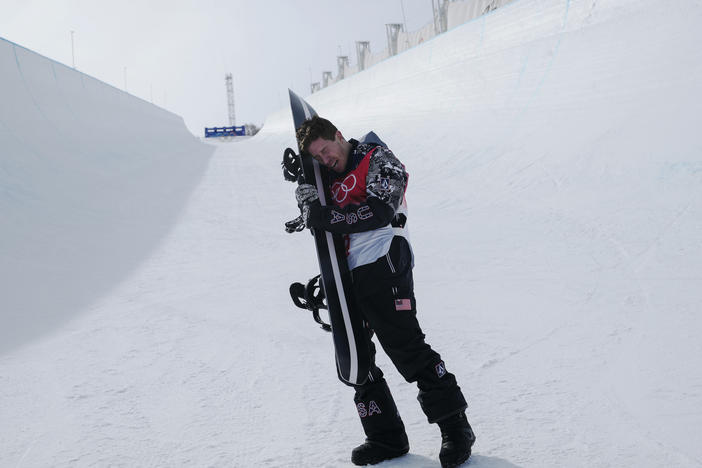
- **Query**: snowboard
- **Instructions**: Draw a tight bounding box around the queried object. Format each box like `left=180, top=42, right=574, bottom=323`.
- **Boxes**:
left=286, top=89, right=371, bottom=386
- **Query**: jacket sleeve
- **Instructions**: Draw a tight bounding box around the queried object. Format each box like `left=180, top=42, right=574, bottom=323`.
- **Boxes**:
left=308, top=146, right=408, bottom=234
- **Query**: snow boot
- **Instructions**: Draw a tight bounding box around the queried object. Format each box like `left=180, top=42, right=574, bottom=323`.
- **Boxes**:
left=438, top=412, right=475, bottom=468
left=351, top=440, right=410, bottom=466
left=351, top=379, right=409, bottom=466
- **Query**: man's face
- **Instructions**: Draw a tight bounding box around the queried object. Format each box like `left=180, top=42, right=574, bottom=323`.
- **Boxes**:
left=306, top=131, right=348, bottom=173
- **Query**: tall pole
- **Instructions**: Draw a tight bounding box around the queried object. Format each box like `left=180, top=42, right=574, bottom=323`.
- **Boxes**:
left=225, top=73, right=235, bottom=126
left=70, top=30, right=75, bottom=68
left=400, top=0, right=408, bottom=31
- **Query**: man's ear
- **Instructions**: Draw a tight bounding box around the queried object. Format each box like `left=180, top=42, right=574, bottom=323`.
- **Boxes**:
left=336, top=130, right=345, bottom=142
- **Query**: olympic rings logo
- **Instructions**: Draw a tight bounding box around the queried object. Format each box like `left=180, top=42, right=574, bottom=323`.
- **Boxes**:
left=331, top=174, right=357, bottom=203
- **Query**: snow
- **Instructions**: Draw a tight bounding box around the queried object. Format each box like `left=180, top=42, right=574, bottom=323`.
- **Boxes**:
left=2, top=0, right=702, bottom=466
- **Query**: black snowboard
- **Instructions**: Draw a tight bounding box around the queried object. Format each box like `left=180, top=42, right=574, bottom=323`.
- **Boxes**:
left=287, top=89, right=371, bottom=386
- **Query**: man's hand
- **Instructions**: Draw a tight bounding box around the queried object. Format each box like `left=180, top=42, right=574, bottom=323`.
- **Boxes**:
left=295, top=184, right=319, bottom=206
left=294, top=184, right=321, bottom=229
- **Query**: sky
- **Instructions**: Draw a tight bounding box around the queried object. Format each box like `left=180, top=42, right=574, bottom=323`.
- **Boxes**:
left=0, top=0, right=434, bottom=135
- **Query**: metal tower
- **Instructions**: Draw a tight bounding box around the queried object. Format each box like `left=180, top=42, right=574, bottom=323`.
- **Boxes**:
left=355, top=41, right=371, bottom=72
left=386, top=24, right=404, bottom=56
left=432, top=0, right=450, bottom=35
left=322, top=71, right=333, bottom=88
left=337, top=56, right=349, bottom=80
left=225, top=73, right=235, bottom=126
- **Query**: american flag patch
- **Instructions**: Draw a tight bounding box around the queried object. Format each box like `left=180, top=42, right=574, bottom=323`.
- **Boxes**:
left=394, top=298, right=412, bottom=311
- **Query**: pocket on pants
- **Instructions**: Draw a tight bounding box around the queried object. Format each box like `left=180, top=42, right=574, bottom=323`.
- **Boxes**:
left=352, top=236, right=414, bottom=299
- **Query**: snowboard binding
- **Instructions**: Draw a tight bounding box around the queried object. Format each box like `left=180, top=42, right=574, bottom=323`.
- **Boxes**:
left=289, top=274, right=331, bottom=332
left=282, top=147, right=308, bottom=233
left=284, top=215, right=306, bottom=233
left=282, top=147, right=302, bottom=182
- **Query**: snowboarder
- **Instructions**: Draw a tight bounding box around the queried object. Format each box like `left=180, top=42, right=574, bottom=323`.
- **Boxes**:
left=294, top=116, right=476, bottom=467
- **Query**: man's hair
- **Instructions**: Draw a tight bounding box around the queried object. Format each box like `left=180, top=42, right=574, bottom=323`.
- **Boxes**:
left=296, top=116, right=337, bottom=153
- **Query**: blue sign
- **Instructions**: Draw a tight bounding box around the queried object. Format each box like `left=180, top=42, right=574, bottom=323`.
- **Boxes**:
left=205, top=126, right=246, bottom=137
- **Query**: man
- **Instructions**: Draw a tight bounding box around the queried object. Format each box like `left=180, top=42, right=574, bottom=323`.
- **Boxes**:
left=295, top=116, right=475, bottom=468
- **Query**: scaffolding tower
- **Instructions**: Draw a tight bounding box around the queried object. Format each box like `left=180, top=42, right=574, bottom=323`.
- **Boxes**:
left=386, top=24, right=404, bottom=57
left=337, top=56, right=349, bottom=80
left=322, top=71, right=333, bottom=88
left=355, top=41, right=371, bottom=72
left=225, top=73, right=235, bottom=126
left=432, top=0, right=450, bottom=35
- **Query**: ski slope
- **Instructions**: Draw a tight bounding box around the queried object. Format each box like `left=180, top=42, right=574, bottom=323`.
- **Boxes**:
left=2, top=0, right=702, bottom=466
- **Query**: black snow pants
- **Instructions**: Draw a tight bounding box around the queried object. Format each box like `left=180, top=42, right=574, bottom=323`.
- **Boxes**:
left=349, top=236, right=467, bottom=440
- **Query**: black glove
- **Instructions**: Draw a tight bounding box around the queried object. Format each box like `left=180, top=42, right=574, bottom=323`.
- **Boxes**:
left=302, top=202, right=323, bottom=229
